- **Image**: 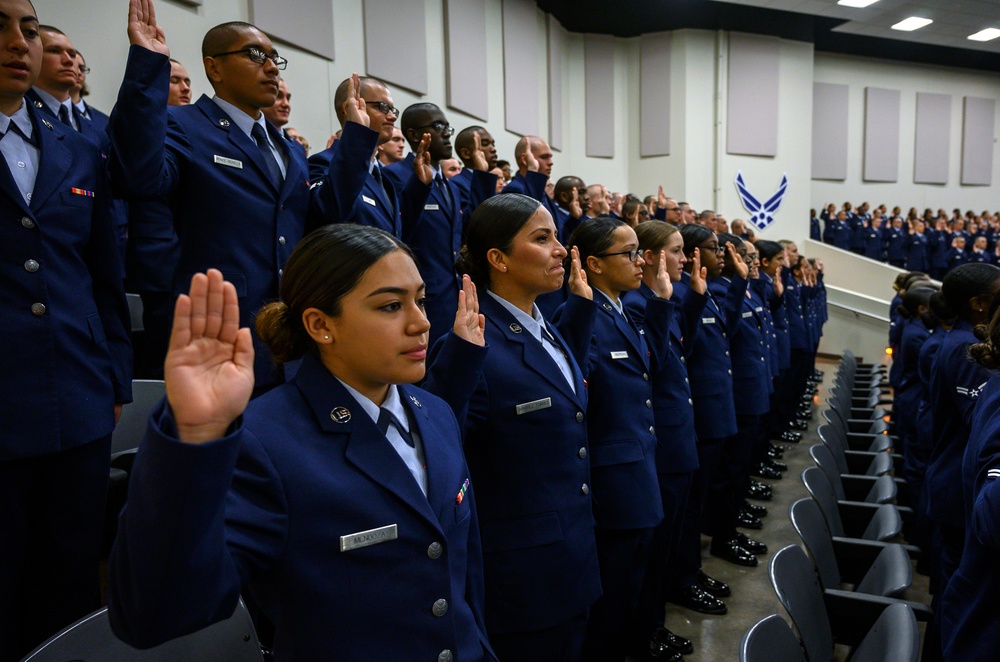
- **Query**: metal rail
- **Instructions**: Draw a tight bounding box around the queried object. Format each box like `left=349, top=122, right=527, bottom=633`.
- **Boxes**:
left=827, top=300, right=890, bottom=323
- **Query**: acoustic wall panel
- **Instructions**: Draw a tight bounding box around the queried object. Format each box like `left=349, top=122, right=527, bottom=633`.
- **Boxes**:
left=503, top=0, right=540, bottom=137
left=640, top=33, right=671, bottom=157
left=249, top=0, right=333, bottom=61
left=913, top=92, right=951, bottom=185
left=726, top=32, right=779, bottom=157
left=444, top=0, right=488, bottom=121
left=961, top=96, right=996, bottom=186
left=363, top=0, right=427, bottom=94
left=863, top=87, right=900, bottom=182
left=584, top=35, right=615, bottom=158
left=811, top=83, right=849, bottom=180
left=547, top=16, right=564, bottom=151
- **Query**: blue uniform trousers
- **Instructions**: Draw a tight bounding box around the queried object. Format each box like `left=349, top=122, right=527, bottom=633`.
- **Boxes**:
left=673, top=437, right=727, bottom=590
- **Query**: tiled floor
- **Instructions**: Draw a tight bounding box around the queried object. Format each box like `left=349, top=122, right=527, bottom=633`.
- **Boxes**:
left=642, top=358, right=931, bottom=661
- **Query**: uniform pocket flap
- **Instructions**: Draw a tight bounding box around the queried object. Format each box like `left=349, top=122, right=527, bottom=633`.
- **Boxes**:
left=589, top=438, right=644, bottom=467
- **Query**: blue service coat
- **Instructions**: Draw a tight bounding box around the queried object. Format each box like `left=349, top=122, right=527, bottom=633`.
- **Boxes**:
left=624, top=283, right=704, bottom=474
left=424, top=293, right=601, bottom=634
left=941, top=374, right=1000, bottom=660
left=782, top=270, right=809, bottom=351
left=554, top=293, right=666, bottom=530
left=714, top=277, right=770, bottom=416
left=925, top=320, right=991, bottom=526
left=750, top=278, right=779, bottom=379
left=863, top=224, right=884, bottom=261
left=306, top=123, right=430, bottom=238
left=905, top=232, right=929, bottom=271
left=928, top=228, right=949, bottom=270
left=108, top=46, right=309, bottom=387
left=884, top=226, right=907, bottom=262
left=0, top=103, right=131, bottom=459
left=673, top=272, right=747, bottom=441
left=384, top=155, right=496, bottom=347
left=108, top=354, right=494, bottom=661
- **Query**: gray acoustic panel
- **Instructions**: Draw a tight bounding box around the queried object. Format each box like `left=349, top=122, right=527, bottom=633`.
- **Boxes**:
left=585, top=35, right=615, bottom=158
left=547, top=16, right=564, bottom=151
left=445, top=0, right=488, bottom=121
left=640, top=32, right=671, bottom=157
left=503, top=0, right=540, bottom=137
left=726, top=32, right=779, bottom=157
left=363, top=0, right=427, bottom=94
left=863, top=87, right=900, bottom=182
left=811, top=83, right=849, bottom=180
left=961, top=96, right=996, bottom=186
left=913, top=92, right=951, bottom=185
left=249, top=0, right=333, bottom=61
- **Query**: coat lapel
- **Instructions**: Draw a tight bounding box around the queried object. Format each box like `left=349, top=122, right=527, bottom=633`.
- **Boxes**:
left=597, top=299, right=647, bottom=368
left=294, top=357, right=442, bottom=532
left=195, top=97, right=275, bottom=193
left=481, top=295, right=584, bottom=407
left=29, top=106, right=71, bottom=214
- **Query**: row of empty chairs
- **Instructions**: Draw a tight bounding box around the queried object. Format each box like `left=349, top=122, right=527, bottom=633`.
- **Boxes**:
left=740, top=351, right=930, bottom=662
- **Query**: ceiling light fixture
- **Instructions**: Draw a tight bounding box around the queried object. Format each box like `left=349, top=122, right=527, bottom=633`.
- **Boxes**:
left=891, top=17, right=933, bottom=31
left=968, top=28, right=1000, bottom=42
left=837, top=0, right=880, bottom=8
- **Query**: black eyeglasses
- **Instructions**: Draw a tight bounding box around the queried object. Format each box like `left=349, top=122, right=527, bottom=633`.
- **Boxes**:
left=414, top=121, right=454, bottom=136
left=698, top=242, right=725, bottom=254
left=210, top=46, right=287, bottom=70
left=637, top=209, right=651, bottom=218
left=78, top=65, right=91, bottom=74
left=364, top=100, right=400, bottom=117
left=596, top=249, right=641, bottom=262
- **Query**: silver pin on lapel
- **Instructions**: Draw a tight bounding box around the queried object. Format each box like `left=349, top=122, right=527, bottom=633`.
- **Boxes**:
left=409, top=395, right=422, bottom=408
left=509, top=323, right=522, bottom=334
left=219, top=118, right=230, bottom=127
left=330, top=407, right=352, bottom=423
left=41, top=119, right=53, bottom=130
left=33, top=100, right=43, bottom=108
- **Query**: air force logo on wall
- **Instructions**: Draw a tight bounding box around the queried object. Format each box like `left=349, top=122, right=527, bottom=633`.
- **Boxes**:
left=735, top=171, right=788, bottom=232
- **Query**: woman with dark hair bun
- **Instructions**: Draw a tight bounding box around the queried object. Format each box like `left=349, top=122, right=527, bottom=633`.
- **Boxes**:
left=426, top=193, right=600, bottom=660
left=108, top=225, right=496, bottom=661
left=556, top=216, right=671, bottom=660
left=941, top=293, right=1000, bottom=661
left=924, top=262, right=1000, bottom=659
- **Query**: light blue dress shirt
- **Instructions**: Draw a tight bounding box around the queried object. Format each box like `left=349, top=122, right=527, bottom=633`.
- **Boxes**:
left=0, top=103, right=40, bottom=206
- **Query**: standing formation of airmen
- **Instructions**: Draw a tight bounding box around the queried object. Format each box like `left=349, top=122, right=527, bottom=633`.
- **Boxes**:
left=1, top=1, right=833, bottom=660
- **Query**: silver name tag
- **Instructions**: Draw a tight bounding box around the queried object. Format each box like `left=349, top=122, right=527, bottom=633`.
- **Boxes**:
left=213, top=155, right=243, bottom=169
left=516, top=397, right=552, bottom=415
left=742, top=311, right=753, bottom=318
left=340, top=524, right=398, bottom=552
left=362, top=195, right=377, bottom=206
left=610, top=351, right=629, bottom=359
left=424, top=204, right=440, bottom=211
left=755, top=307, right=763, bottom=313
left=702, top=317, right=715, bottom=324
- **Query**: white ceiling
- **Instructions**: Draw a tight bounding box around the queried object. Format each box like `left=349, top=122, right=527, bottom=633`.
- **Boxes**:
left=712, top=0, right=1000, bottom=53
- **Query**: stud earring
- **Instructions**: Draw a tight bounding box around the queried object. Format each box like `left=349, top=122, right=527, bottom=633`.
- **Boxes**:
left=323, top=335, right=330, bottom=340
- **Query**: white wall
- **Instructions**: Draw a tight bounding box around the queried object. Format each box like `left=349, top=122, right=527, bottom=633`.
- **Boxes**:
left=811, top=52, right=1000, bottom=214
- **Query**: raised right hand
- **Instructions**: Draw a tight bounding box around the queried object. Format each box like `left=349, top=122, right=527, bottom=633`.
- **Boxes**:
left=128, top=0, right=170, bottom=56
left=521, top=137, right=540, bottom=173
left=165, top=270, right=255, bottom=444
left=690, top=247, right=708, bottom=295
left=342, top=73, right=370, bottom=128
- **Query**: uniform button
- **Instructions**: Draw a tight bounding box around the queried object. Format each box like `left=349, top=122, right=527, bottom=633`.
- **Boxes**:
left=688, top=398, right=693, bottom=405
left=578, top=447, right=588, bottom=459
left=649, top=425, right=655, bottom=434
left=761, top=357, right=766, bottom=361
left=24, top=259, right=39, bottom=272
left=278, top=235, right=286, bottom=245
left=427, top=542, right=443, bottom=559
left=680, top=357, right=685, bottom=364
left=21, top=216, right=34, bottom=228
left=643, top=372, right=649, bottom=381
left=722, top=332, right=727, bottom=338
left=725, top=350, right=730, bottom=356
left=581, top=483, right=590, bottom=495
left=278, top=203, right=285, bottom=211
left=576, top=411, right=584, bottom=423
left=31, top=302, right=46, bottom=315
left=278, top=269, right=284, bottom=277
left=727, top=369, right=732, bottom=375
left=684, top=377, right=689, bottom=383
left=645, top=399, right=652, bottom=408
left=16, top=161, right=24, bottom=169
left=438, top=651, right=453, bottom=662
left=432, top=598, right=448, bottom=617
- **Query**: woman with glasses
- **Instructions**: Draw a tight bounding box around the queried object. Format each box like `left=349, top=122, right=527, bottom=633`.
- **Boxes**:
left=666, top=224, right=752, bottom=614
left=626, top=221, right=707, bottom=660
left=424, top=194, right=600, bottom=660
left=553, top=217, right=668, bottom=661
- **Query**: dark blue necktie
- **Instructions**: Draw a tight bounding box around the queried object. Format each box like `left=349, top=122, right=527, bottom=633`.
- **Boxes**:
left=58, top=104, right=74, bottom=130
left=435, top=174, right=453, bottom=214
left=372, top=164, right=395, bottom=216
left=251, top=123, right=283, bottom=189
left=378, top=407, right=414, bottom=447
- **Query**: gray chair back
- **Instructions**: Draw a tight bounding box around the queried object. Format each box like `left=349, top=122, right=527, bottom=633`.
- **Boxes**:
left=809, top=444, right=847, bottom=501
left=23, top=599, right=262, bottom=662
left=851, top=603, right=919, bottom=662
left=739, top=614, right=806, bottom=662
left=769, top=545, right=833, bottom=662
left=126, top=293, right=144, bottom=333
left=789, top=498, right=842, bottom=591
left=802, top=467, right=846, bottom=537
left=111, top=380, right=166, bottom=457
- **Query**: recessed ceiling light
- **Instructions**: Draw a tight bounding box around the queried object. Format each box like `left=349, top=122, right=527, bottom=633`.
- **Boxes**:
left=891, top=17, right=933, bottom=32
left=838, top=0, right=880, bottom=8
left=968, top=28, right=1000, bottom=42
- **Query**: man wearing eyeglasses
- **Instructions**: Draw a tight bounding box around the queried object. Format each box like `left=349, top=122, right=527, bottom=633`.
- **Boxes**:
left=306, top=74, right=433, bottom=239
left=111, top=0, right=311, bottom=391
left=382, top=102, right=498, bottom=347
